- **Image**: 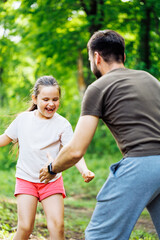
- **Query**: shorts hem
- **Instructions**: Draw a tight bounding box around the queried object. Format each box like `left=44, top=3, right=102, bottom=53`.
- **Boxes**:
left=40, top=191, right=66, bottom=202
left=14, top=192, right=39, bottom=199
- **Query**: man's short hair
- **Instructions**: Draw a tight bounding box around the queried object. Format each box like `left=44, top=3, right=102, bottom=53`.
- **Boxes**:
left=87, top=30, right=125, bottom=63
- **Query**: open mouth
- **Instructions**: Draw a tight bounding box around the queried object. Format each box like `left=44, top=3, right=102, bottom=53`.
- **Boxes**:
left=45, top=107, right=55, bottom=113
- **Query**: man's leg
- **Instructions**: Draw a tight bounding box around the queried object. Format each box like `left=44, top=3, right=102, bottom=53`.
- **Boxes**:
left=85, top=156, right=160, bottom=240
left=147, top=193, right=160, bottom=238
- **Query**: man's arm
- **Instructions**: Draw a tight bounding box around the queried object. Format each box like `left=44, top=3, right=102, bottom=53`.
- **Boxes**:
left=39, top=115, right=99, bottom=183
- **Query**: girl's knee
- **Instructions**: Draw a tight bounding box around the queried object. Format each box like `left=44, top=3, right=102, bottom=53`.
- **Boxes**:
left=48, top=219, right=64, bottom=236
left=18, top=222, right=34, bottom=236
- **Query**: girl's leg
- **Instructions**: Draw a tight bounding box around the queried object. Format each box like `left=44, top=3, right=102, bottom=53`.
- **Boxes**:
left=41, top=194, right=64, bottom=240
left=13, top=194, right=38, bottom=240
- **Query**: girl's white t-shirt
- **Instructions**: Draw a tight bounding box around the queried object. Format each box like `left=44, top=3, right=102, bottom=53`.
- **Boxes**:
left=5, top=111, right=73, bottom=183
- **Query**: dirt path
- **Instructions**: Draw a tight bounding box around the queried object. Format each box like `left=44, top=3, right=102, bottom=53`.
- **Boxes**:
left=135, top=216, right=157, bottom=235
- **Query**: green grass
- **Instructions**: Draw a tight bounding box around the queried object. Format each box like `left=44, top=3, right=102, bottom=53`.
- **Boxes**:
left=0, top=154, right=159, bottom=239
left=0, top=170, right=16, bottom=198
left=130, top=230, right=158, bottom=240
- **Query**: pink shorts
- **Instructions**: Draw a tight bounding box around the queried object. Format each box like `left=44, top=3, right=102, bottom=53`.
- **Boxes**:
left=15, top=176, right=66, bottom=202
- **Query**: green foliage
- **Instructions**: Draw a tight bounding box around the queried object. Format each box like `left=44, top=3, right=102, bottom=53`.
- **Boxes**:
left=0, top=108, right=18, bottom=170
left=0, top=0, right=159, bottom=171
left=0, top=0, right=160, bottom=176
left=0, top=0, right=159, bottom=181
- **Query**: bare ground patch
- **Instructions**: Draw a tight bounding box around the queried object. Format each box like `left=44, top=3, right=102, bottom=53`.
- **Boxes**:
left=134, top=215, right=157, bottom=235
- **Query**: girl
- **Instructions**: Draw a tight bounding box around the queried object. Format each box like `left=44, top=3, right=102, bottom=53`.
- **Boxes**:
left=0, top=76, right=94, bottom=240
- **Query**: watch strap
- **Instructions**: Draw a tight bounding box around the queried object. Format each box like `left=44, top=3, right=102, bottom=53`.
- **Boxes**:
left=48, top=163, right=56, bottom=175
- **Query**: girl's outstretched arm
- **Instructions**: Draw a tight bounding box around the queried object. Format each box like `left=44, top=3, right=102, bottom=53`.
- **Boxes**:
left=75, top=157, right=95, bottom=183
left=0, top=134, right=12, bottom=147
left=59, top=144, right=94, bottom=183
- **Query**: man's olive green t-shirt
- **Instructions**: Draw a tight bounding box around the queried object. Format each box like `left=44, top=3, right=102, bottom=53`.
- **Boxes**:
left=81, top=68, right=160, bottom=157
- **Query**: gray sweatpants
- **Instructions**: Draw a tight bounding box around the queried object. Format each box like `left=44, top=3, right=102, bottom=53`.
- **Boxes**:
left=85, top=155, right=160, bottom=240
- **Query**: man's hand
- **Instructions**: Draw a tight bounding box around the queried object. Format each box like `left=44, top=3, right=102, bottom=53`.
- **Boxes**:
left=39, top=165, right=56, bottom=184
left=82, top=170, right=95, bottom=183
left=39, top=153, right=56, bottom=184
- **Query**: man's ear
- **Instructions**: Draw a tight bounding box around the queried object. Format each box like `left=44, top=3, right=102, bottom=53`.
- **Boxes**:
left=32, top=94, right=37, bottom=104
left=94, top=51, right=101, bottom=65
left=124, top=53, right=126, bottom=62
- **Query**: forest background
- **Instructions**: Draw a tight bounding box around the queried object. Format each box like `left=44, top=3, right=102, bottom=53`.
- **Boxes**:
left=0, top=0, right=160, bottom=170
left=0, top=0, right=160, bottom=239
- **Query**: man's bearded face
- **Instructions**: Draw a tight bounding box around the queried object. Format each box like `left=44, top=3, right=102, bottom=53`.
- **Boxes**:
left=92, top=61, right=102, bottom=79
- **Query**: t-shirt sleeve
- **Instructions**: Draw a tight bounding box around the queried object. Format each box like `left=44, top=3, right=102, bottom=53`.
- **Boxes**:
left=60, top=122, right=73, bottom=146
left=5, top=117, right=19, bottom=142
left=81, top=85, right=103, bottom=117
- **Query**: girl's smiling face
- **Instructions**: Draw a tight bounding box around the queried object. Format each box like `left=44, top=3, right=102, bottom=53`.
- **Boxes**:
left=32, top=85, right=60, bottom=119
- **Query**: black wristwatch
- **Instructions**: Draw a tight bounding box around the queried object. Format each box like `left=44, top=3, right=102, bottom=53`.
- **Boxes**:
left=48, top=163, right=56, bottom=175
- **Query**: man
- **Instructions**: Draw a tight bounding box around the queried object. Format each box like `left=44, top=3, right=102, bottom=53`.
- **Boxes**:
left=40, top=30, right=160, bottom=239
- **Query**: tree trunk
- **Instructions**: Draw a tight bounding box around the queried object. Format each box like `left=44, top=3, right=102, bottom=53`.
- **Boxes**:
left=77, top=50, right=86, bottom=96
left=139, top=0, right=151, bottom=69
left=78, top=0, right=106, bottom=91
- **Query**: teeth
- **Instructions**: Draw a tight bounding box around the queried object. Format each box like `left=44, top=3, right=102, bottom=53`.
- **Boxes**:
left=45, top=107, right=55, bottom=112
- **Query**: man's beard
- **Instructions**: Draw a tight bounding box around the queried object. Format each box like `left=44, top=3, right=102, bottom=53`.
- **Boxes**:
left=92, top=62, right=102, bottom=79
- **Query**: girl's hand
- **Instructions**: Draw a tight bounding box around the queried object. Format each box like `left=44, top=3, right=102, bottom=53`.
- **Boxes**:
left=82, top=170, right=95, bottom=183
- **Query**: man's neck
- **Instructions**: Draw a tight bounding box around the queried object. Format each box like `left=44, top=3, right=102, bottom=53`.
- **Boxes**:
left=101, top=62, right=125, bottom=75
